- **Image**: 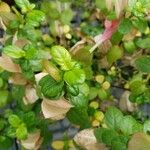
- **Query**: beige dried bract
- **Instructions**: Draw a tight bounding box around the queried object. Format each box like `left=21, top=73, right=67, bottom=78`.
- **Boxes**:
left=41, top=97, right=73, bottom=120
left=9, top=73, right=27, bottom=85
left=128, top=132, right=150, bottom=150
left=74, top=129, right=108, bottom=150
left=0, top=54, right=21, bottom=73
left=23, top=85, right=39, bottom=105
left=21, top=131, right=43, bottom=150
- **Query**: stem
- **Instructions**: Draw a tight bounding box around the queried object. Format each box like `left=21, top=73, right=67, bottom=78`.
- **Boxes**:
left=11, top=6, right=24, bottom=24
left=89, top=39, right=103, bottom=53
left=15, top=138, right=19, bottom=150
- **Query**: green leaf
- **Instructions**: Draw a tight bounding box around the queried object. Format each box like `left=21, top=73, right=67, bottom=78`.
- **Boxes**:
left=132, top=19, right=148, bottom=33
left=6, top=126, right=16, bottom=138
left=26, top=10, right=45, bottom=27
left=3, top=45, right=25, bottom=58
left=78, top=83, right=89, bottom=96
left=94, top=128, right=120, bottom=147
left=66, top=85, right=79, bottom=96
left=0, top=90, right=8, bottom=108
left=144, top=120, right=150, bottom=133
left=136, top=38, right=150, bottom=49
left=67, top=107, right=90, bottom=129
left=8, top=114, right=21, bottom=128
left=69, top=93, right=88, bottom=108
left=50, top=46, right=75, bottom=70
left=135, top=56, right=150, bottom=73
left=14, top=0, right=35, bottom=13
left=107, top=46, right=123, bottom=64
left=111, top=140, right=127, bottom=150
left=101, top=129, right=118, bottom=146
left=98, top=88, right=108, bottom=100
left=60, top=9, right=74, bottom=25
left=104, top=107, right=123, bottom=130
left=16, top=123, right=28, bottom=140
left=14, top=0, right=30, bottom=9
left=95, top=0, right=107, bottom=11
left=89, top=87, right=98, bottom=100
left=118, top=19, right=133, bottom=34
left=129, top=78, right=146, bottom=95
left=0, top=119, right=5, bottom=131
left=23, top=111, right=36, bottom=130
left=39, top=75, right=64, bottom=99
left=94, top=128, right=105, bottom=143
left=64, top=68, right=85, bottom=85
left=0, top=136, right=13, bottom=150
left=120, top=116, right=143, bottom=135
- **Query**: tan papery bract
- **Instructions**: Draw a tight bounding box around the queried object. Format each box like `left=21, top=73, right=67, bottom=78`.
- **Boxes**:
left=21, top=131, right=43, bottom=150
left=41, top=97, right=73, bottom=120
left=0, top=54, right=21, bottom=73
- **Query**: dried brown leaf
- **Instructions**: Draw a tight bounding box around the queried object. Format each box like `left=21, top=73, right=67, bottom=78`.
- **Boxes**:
left=74, top=129, right=108, bottom=150
left=41, top=97, right=73, bottom=120
left=9, top=73, right=27, bottom=85
left=115, top=0, right=128, bottom=18
left=23, top=85, right=39, bottom=105
left=106, top=0, right=113, bottom=11
left=21, top=130, right=43, bottom=150
left=119, top=91, right=137, bottom=112
left=0, top=54, right=21, bottom=73
left=35, top=72, right=48, bottom=84
left=0, top=2, right=11, bottom=13
left=128, top=132, right=150, bottom=150
left=43, top=60, right=61, bottom=81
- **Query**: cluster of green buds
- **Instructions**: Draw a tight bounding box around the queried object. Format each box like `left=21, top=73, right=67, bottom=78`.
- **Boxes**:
left=107, top=66, right=117, bottom=76
left=0, top=77, right=9, bottom=108
left=89, top=101, right=105, bottom=127
left=128, top=0, right=150, bottom=17
left=134, top=1, right=148, bottom=17
left=63, top=25, right=72, bottom=40
left=51, top=139, right=75, bottom=150
left=95, top=74, right=111, bottom=100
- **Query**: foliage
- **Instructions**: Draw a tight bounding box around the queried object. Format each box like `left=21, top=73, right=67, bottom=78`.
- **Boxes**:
left=0, top=0, right=150, bottom=149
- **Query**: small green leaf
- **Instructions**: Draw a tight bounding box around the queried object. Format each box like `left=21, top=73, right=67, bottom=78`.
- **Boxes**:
left=0, top=119, right=5, bottom=131
left=67, top=107, right=90, bottom=129
left=132, top=19, right=148, bottom=33
left=64, top=68, right=85, bottom=85
left=118, top=18, right=132, bottom=34
left=144, top=120, right=150, bottom=133
left=66, top=85, right=79, bottom=96
left=107, top=46, right=123, bottom=64
left=0, top=90, right=9, bottom=108
left=26, top=10, right=45, bottom=27
left=0, top=136, right=13, bottom=150
left=60, top=9, right=74, bottom=25
left=39, top=75, right=64, bottom=99
left=14, top=0, right=30, bottom=9
left=94, top=128, right=105, bottom=143
left=69, top=93, right=88, bottom=108
left=6, top=126, right=16, bottom=138
left=135, top=56, right=150, bottom=73
left=16, top=123, right=28, bottom=140
left=120, top=116, right=143, bottom=135
left=111, top=140, right=127, bottom=150
left=50, top=46, right=75, bottom=70
left=101, top=129, right=118, bottom=146
left=8, top=114, right=21, bottom=128
left=3, top=45, right=25, bottom=58
left=136, top=38, right=150, bottom=49
left=104, top=107, right=123, bottom=130
left=14, top=0, right=35, bottom=13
